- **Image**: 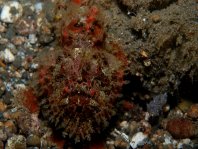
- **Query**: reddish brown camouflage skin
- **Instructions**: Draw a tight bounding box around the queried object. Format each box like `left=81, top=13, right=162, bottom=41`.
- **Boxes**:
left=34, top=2, right=127, bottom=142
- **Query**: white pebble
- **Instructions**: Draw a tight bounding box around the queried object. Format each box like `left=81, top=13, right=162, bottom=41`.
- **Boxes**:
left=0, top=48, right=15, bottom=63
left=15, top=84, right=26, bottom=90
left=7, top=135, right=26, bottom=148
left=120, top=121, right=129, bottom=129
left=177, top=139, right=193, bottom=149
left=15, top=71, right=22, bottom=78
left=0, top=23, right=6, bottom=32
left=163, top=134, right=172, bottom=145
left=130, top=132, right=147, bottom=148
left=28, top=34, right=37, bottom=44
left=0, top=1, right=23, bottom=23
left=31, top=63, right=39, bottom=70
left=34, top=2, right=43, bottom=13
left=144, top=112, right=150, bottom=121
left=4, top=81, right=13, bottom=92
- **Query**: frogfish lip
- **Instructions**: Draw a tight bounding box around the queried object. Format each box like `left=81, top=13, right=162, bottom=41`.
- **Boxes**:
left=62, top=85, right=99, bottom=107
